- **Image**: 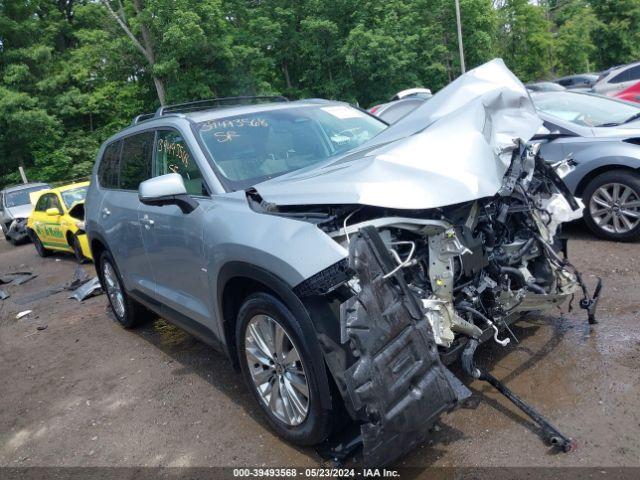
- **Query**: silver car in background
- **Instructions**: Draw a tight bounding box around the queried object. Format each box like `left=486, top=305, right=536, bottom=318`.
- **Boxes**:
left=0, top=182, right=51, bottom=244
left=86, top=60, right=597, bottom=465
left=533, top=91, right=640, bottom=240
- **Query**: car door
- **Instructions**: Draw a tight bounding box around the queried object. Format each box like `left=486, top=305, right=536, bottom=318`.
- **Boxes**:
left=97, top=135, right=155, bottom=299
left=139, top=128, right=211, bottom=328
left=34, top=193, right=65, bottom=248
left=30, top=194, right=50, bottom=244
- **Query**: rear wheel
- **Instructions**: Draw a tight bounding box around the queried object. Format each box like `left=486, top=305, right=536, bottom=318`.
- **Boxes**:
left=98, top=250, right=156, bottom=328
left=583, top=170, right=640, bottom=241
left=31, top=232, right=50, bottom=257
left=236, top=292, right=332, bottom=446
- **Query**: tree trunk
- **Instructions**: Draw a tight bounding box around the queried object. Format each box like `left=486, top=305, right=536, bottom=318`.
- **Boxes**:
left=153, top=77, right=167, bottom=106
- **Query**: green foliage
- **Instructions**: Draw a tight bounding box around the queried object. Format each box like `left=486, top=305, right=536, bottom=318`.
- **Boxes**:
left=1, top=0, right=639, bottom=188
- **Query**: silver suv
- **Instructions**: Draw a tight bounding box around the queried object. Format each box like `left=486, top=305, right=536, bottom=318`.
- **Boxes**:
left=86, top=61, right=598, bottom=465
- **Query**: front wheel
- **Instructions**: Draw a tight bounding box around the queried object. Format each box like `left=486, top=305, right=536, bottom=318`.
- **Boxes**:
left=236, top=292, right=332, bottom=446
left=31, top=232, right=50, bottom=257
left=583, top=170, right=640, bottom=241
left=72, top=234, right=88, bottom=264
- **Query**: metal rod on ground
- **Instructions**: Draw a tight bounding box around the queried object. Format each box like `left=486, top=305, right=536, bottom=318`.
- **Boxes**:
left=454, top=0, right=466, bottom=74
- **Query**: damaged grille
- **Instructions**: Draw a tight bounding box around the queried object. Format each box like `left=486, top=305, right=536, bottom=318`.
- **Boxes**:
left=293, top=259, right=351, bottom=297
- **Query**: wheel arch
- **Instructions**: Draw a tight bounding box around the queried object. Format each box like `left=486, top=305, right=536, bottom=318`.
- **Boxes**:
left=216, top=261, right=334, bottom=410
left=575, top=163, right=640, bottom=197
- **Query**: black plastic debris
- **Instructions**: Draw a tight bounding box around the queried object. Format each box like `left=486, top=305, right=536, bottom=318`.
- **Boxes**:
left=13, top=286, right=66, bottom=305
left=65, top=266, right=90, bottom=291
left=0, top=271, right=37, bottom=286
left=69, top=277, right=103, bottom=301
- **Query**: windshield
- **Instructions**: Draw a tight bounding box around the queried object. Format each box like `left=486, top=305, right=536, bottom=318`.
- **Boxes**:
left=533, top=92, right=640, bottom=127
left=4, top=185, right=49, bottom=208
left=60, top=186, right=87, bottom=209
left=195, top=104, right=387, bottom=190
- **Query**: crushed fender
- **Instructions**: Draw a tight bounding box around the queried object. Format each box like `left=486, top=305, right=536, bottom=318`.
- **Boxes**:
left=340, top=226, right=470, bottom=466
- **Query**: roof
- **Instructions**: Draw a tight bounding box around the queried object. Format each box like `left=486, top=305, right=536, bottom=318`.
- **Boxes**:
left=47, top=181, right=90, bottom=194
left=1, top=182, right=50, bottom=194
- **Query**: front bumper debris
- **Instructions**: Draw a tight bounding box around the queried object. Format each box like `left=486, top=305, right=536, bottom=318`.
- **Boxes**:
left=6, top=218, right=29, bottom=244
left=340, top=226, right=470, bottom=466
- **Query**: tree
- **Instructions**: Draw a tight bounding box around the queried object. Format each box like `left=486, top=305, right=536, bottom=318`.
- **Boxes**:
left=497, top=0, right=554, bottom=81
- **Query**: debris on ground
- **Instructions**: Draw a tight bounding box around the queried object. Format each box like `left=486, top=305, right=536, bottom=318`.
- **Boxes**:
left=0, top=272, right=37, bottom=286
left=13, top=267, right=92, bottom=306
left=69, top=277, right=102, bottom=302
left=14, top=286, right=66, bottom=305
left=36, top=325, right=48, bottom=331
left=16, top=310, right=33, bottom=319
left=65, top=266, right=90, bottom=291
left=0, top=289, right=9, bottom=300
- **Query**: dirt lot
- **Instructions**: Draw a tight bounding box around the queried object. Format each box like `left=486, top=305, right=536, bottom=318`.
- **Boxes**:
left=0, top=225, right=639, bottom=469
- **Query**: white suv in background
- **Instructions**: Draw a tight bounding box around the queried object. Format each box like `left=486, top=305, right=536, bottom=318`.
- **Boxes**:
left=593, top=61, right=640, bottom=96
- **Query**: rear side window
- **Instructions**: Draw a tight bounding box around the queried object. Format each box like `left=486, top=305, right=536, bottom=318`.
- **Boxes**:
left=154, top=130, right=206, bottom=196
left=98, top=140, right=122, bottom=189
left=120, top=132, right=154, bottom=190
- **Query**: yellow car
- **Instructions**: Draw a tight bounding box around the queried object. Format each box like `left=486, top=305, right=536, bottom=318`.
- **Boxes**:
left=26, top=181, right=93, bottom=262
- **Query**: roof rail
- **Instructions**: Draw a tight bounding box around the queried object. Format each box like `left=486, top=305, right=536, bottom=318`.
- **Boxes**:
left=131, top=113, right=156, bottom=125
left=156, top=96, right=289, bottom=116
left=131, top=96, right=288, bottom=125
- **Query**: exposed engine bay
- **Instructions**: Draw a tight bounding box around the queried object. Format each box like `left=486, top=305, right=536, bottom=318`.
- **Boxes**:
left=248, top=59, right=602, bottom=466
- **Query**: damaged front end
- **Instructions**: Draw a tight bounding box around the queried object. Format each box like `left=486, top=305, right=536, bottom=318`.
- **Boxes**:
left=6, top=218, right=29, bottom=244
left=250, top=60, right=601, bottom=465
left=307, top=141, right=597, bottom=464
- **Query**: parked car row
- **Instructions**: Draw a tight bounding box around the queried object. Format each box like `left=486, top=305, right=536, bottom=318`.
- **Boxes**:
left=0, top=180, right=92, bottom=262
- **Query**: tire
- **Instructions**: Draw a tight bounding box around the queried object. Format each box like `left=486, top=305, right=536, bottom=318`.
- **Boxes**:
left=72, top=234, right=87, bottom=264
left=236, top=292, right=332, bottom=446
left=583, top=170, right=640, bottom=241
left=98, top=250, right=156, bottom=328
left=31, top=232, right=50, bottom=257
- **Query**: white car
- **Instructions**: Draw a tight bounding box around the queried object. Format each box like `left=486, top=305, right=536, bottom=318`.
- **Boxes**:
left=593, top=61, right=640, bottom=96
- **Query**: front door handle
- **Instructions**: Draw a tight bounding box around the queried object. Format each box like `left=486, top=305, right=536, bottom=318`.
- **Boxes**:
left=102, top=208, right=111, bottom=217
left=141, top=214, right=155, bottom=229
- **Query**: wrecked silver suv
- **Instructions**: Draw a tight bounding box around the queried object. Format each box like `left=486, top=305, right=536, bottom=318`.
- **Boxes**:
left=86, top=60, right=599, bottom=466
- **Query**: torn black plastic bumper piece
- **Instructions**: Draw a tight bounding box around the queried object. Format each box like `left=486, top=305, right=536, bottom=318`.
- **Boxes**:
left=340, top=226, right=471, bottom=466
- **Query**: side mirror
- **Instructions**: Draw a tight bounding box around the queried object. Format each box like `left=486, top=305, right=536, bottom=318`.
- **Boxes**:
left=46, top=207, right=61, bottom=216
left=138, top=173, right=199, bottom=214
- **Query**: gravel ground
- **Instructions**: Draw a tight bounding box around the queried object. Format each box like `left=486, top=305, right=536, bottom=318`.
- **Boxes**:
left=0, top=224, right=638, bottom=469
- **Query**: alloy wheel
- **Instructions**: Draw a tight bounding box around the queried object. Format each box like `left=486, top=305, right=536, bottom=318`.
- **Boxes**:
left=244, top=314, right=310, bottom=426
left=102, top=261, right=125, bottom=319
left=589, top=182, right=640, bottom=234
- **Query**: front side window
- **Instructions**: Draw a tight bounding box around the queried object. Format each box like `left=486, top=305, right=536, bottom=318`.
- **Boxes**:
left=35, top=195, right=49, bottom=212
left=195, top=105, right=386, bottom=190
left=534, top=92, right=640, bottom=127
left=121, top=132, right=154, bottom=190
left=98, top=140, right=122, bottom=189
left=154, top=130, right=206, bottom=196
left=5, top=186, right=50, bottom=208
left=60, top=187, right=88, bottom=209
left=35, top=194, right=60, bottom=212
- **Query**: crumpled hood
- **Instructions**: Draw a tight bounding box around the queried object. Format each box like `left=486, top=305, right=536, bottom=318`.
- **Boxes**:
left=254, top=59, right=542, bottom=210
left=4, top=204, right=33, bottom=221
